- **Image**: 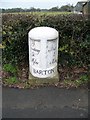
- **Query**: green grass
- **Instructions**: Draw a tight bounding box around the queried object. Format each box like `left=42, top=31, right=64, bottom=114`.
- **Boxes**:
left=5, top=77, right=19, bottom=85
left=3, top=63, right=19, bottom=85
left=3, top=64, right=17, bottom=74
left=63, top=75, right=89, bottom=87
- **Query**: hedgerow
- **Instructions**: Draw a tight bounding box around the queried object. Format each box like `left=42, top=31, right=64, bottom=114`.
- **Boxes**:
left=2, top=13, right=90, bottom=68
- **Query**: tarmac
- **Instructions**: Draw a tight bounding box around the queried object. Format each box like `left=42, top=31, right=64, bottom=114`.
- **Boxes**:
left=2, top=86, right=89, bottom=118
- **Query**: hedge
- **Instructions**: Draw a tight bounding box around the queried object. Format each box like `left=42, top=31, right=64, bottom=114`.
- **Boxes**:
left=2, top=13, right=90, bottom=68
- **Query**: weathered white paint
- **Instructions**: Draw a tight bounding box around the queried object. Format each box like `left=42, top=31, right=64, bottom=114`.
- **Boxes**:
left=28, top=27, right=58, bottom=78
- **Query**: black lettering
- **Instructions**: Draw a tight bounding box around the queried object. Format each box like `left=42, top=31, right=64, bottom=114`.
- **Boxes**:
left=48, top=70, right=51, bottom=74
left=36, top=70, right=38, bottom=74
left=33, top=69, right=54, bottom=75
left=38, top=70, right=42, bottom=75
left=32, top=58, right=38, bottom=65
left=32, top=58, right=34, bottom=62
left=43, top=70, right=47, bottom=75
left=36, top=62, right=38, bottom=65
left=51, top=69, right=54, bottom=73
left=52, top=59, right=57, bottom=64
left=48, top=69, right=54, bottom=74
left=33, top=69, right=36, bottom=73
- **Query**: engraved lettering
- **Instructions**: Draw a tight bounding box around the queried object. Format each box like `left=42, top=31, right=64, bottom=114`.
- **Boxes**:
left=32, top=58, right=38, bottom=65
left=44, top=70, right=47, bottom=75
left=33, top=69, right=55, bottom=76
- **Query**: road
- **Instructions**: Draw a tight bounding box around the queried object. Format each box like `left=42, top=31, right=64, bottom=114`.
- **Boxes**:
left=2, top=86, right=89, bottom=118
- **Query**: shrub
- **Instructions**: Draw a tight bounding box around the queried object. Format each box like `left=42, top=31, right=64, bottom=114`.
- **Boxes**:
left=2, top=14, right=40, bottom=65
left=2, top=13, right=90, bottom=68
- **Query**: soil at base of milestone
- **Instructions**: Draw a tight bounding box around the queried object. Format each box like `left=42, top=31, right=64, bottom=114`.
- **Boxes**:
left=1, top=64, right=89, bottom=89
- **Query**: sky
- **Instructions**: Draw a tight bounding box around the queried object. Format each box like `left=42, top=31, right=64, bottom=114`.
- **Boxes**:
left=0, top=0, right=88, bottom=9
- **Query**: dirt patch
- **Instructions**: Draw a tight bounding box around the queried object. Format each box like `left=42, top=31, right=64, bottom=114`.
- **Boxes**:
left=59, top=66, right=88, bottom=81
left=1, top=65, right=89, bottom=89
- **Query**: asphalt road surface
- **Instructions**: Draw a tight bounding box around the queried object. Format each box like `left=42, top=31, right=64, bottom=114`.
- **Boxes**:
left=2, top=86, right=89, bottom=118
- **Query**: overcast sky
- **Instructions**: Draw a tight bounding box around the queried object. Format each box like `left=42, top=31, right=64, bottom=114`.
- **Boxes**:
left=0, top=0, right=87, bottom=9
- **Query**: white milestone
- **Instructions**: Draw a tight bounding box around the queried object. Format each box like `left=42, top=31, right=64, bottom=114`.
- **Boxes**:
left=28, top=27, right=59, bottom=78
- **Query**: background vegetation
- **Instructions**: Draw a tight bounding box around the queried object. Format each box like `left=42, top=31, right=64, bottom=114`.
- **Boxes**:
left=2, top=12, right=90, bottom=88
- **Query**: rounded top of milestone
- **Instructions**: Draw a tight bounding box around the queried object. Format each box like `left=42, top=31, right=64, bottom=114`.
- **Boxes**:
left=29, top=26, right=58, bottom=40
